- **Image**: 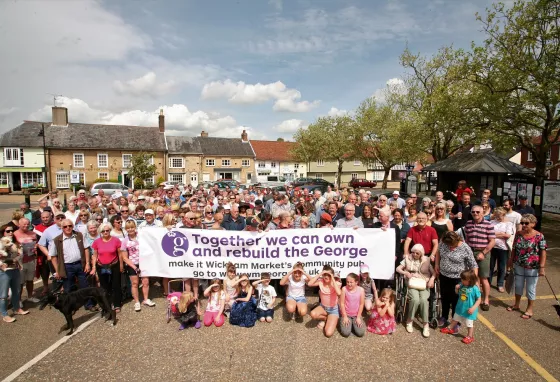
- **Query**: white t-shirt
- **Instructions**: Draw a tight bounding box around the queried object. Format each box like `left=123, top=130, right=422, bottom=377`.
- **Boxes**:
left=256, top=284, right=277, bottom=310
left=505, top=211, right=521, bottom=227
left=287, top=274, right=307, bottom=298
left=206, top=291, right=225, bottom=313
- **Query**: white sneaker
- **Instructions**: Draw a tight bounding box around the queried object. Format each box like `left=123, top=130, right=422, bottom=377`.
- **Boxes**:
left=422, top=326, right=430, bottom=338
left=27, top=297, right=40, bottom=303
left=19, top=301, right=23, bottom=309
left=134, top=302, right=141, bottom=312
left=406, top=322, right=413, bottom=333
left=142, top=299, right=156, bottom=307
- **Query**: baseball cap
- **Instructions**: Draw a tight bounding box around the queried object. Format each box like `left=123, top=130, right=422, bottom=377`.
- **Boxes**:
left=138, top=195, right=146, bottom=200
left=519, top=194, right=528, bottom=200
left=223, top=204, right=231, bottom=210
left=145, top=209, right=154, bottom=215
left=320, top=213, right=332, bottom=223
left=360, top=264, right=370, bottom=273
left=393, top=190, right=400, bottom=195
left=164, top=185, right=174, bottom=190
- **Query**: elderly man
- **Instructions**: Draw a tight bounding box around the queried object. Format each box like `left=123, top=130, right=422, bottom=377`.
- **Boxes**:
left=391, top=191, right=406, bottom=209
left=451, top=193, right=473, bottom=230
left=373, top=209, right=401, bottom=261
left=514, top=194, right=535, bottom=215
left=32, top=198, right=49, bottom=225
left=49, top=219, right=95, bottom=309
left=138, top=209, right=163, bottom=229
left=335, top=203, right=364, bottom=229
left=338, top=192, right=362, bottom=218
left=313, top=189, right=326, bottom=212
left=37, top=212, right=65, bottom=265
left=222, top=205, right=246, bottom=231
left=434, top=191, right=445, bottom=204
left=20, top=203, right=34, bottom=223
left=464, top=205, right=495, bottom=311
left=33, top=211, right=54, bottom=294
left=404, top=212, right=438, bottom=261
left=177, top=212, right=197, bottom=229
left=14, top=218, right=40, bottom=303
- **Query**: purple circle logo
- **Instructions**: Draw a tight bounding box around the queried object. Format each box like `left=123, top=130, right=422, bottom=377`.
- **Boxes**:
left=161, top=231, right=189, bottom=257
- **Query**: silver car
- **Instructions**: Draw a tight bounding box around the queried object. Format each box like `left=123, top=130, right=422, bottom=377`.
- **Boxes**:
left=89, top=182, right=129, bottom=197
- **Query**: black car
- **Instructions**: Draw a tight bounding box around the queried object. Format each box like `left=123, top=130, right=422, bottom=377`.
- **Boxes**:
left=292, top=177, right=335, bottom=188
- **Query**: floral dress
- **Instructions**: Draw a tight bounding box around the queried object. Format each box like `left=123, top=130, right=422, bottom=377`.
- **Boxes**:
left=512, top=232, right=547, bottom=269
left=367, top=308, right=396, bottom=335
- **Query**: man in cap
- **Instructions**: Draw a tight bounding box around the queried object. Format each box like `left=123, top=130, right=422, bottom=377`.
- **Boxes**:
left=244, top=217, right=260, bottom=231
left=391, top=191, right=406, bottom=209
left=514, top=194, right=535, bottom=215
left=138, top=209, right=163, bottom=229
left=319, top=212, right=333, bottom=228
left=254, top=199, right=265, bottom=221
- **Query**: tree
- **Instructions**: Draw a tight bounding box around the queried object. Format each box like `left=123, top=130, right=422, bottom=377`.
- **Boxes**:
left=467, top=0, right=560, bottom=196
left=276, top=137, right=285, bottom=142
left=392, top=46, right=495, bottom=162
left=127, top=152, right=157, bottom=188
left=354, top=98, right=423, bottom=189
left=291, top=115, right=355, bottom=188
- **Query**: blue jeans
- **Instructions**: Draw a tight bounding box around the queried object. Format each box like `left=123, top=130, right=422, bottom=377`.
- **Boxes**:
left=63, top=261, right=93, bottom=308
left=0, top=269, right=21, bottom=316
left=489, top=248, right=509, bottom=287
left=514, top=264, right=539, bottom=300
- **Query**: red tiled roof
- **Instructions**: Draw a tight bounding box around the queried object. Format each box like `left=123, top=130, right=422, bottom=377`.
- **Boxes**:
left=250, top=140, right=298, bottom=161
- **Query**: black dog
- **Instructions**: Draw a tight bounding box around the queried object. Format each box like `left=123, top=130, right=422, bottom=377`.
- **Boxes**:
left=42, top=287, right=117, bottom=335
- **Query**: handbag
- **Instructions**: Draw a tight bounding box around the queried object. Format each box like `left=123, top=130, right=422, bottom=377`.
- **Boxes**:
left=505, top=270, right=515, bottom=295
left=408, top=276, right=427, bottom=291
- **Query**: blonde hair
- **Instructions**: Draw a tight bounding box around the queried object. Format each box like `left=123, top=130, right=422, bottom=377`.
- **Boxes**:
left=178, top=291, right=194, bottom=313
left=124, top=220, right=137, bottom=230
left=161, top=213, right=175, bottom=228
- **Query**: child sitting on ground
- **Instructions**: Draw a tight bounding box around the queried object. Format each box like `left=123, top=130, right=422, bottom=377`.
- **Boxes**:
left=203, top=279, right=226, bottom=327
left=309, top=266, right=342, bottom=338
left=229, top=274, right=257, bottom=327
left=253, top=272, right=277, bottom=323
left=440, top=269, right=481, bottom=344
left=176, top=291, right=201, bottom=331
left=340, top=273, right=366, bottom=337
left=359, top=264, right=374, bottom=313
left=223, top=262, right=239, bottom=317
left=367, top=285, right=396, bottom=335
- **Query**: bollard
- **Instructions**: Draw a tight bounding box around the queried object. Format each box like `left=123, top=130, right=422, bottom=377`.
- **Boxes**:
left=63, top=193, right=68, bottom=209
left=24, top=193, right=30, bottom=207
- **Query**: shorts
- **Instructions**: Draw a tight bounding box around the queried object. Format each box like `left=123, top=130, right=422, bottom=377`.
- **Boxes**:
left=126, top=265, right=140, bottom=276
left=321, top=304, right=339, bottom=317
left=20, top=261, right=36, bottom=282
left=452, top=313, right=474, bottom=328
left=257, top=308, right=274, bottom=319
left=476, top=255, right=490, bottom=279
left=286, top=295, right=307, bottom=304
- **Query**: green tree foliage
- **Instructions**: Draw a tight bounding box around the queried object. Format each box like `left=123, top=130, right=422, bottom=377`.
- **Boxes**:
left=355, top=98, right=422, bottom=189
left=127, top=152, right=157, bottom=188
left=467, top=0, right=560, bottom=182
left=276, top=137, right=285, bottom=142
left=292, top=115, right=355, bottom=188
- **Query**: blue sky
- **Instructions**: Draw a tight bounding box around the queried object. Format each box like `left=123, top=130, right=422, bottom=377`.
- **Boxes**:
left=0, top=0, right=498, bottom=140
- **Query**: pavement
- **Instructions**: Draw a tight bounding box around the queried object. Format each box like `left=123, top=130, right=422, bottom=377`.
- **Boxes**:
left=0, top=195, right=559, bottom=381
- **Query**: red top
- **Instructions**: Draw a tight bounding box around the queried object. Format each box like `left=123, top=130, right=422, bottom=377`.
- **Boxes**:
left=455, top=187, right=472, bottom=201
left=407, top=225, right=438, bottom=254
left=92, top=236, right=121, bottom=265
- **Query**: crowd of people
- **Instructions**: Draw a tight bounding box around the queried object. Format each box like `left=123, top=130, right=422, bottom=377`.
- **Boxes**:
left=0, top=181, right=547, bottom=343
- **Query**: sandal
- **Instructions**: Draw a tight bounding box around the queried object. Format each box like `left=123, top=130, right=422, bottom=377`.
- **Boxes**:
left=317, top=321, right=325, bottom=330
left=521, top=312, right=533, bottom=320
left=506, top=306, right=519, bottom=312
left=461, top=336, right=474, bottom=344
left=480, top=303, right=490, bottom=311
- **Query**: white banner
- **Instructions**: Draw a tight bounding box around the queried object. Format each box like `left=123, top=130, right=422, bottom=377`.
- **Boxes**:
left=139, top=228, right=395, bottom=280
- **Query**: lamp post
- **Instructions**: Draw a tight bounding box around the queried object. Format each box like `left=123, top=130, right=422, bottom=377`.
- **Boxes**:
left=38, top=123, right=49, bottom=190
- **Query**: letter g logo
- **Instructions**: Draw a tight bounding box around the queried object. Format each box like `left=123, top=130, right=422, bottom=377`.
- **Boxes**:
left=161, top=231, right=189, bottom=257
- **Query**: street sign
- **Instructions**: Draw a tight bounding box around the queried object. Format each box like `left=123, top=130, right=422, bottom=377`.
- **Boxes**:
left=70, top=170, right=80, bottom=184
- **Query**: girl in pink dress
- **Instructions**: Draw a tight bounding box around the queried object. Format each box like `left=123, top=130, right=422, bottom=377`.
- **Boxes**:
left=367, top=286, right=396, bottom=335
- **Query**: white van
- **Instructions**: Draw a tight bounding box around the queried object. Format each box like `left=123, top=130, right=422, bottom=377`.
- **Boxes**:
left=258, top=175, right=287, bottom=188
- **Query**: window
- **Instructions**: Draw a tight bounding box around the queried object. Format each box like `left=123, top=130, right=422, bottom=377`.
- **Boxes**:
left=271, top=162, right=276, bottom=168
left=242, top=159, right=250, bottom=167
left=145, top=176, right=155, bottom=186
left=98, top=172, right=108, bottom=181
left=190, top=172, right=198, bottom=184
left=4, top=148, right=23, bottom=166
left=354, top=160, right=361, bottom=166
left=169, top=157, right=184, bottom=168
left=56, top=173, right=70, bottom=189
left=206, top=159, right=215, bottom=167
left=258, top=162, right=266, bottom=168
left=73, top=153, right=84, bottom=168
left=317, top=160, right=324, bottom=167
left=294, top=163, right=299, bottom=169
left=0, top=173, right=7, bottom=187
left=169, top=174, right=184, bottom=183
left=527, top=151, right=533, bottom=162
left=22, top=172, right=44, bottom=187
left=97, top=153, right=108, bottom=168
left=351, top=173, right=358, bottom=179
left=315, top=173, right=323, bottom=179
left=122, top=154, right=132, bottom=168
left=222, top=159, right=231, bottom=167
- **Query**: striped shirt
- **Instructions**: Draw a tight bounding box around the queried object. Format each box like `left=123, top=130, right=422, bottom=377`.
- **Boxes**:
left=464, top=220, right=495, bottom=248
left=49, top=233, right=82, bottom=264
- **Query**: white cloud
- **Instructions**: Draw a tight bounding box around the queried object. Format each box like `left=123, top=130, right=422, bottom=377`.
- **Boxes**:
left=372, top=78, right=405, bottom=103
left=113, top=72, right=176, bottom=98
left=201, top=79, right=320, bottom=112
left=327, top=107, right=347, bottom=117
left=274, top=119, right=308, bottom=133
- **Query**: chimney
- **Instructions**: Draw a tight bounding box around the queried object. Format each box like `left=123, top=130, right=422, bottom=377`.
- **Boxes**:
left=158, top=109, right=165, bottom=133
left=241, top=129, right=248, bottom=142
left=51, top=106, right=68, bottom=126
left=201, top=130, right=208, bottom=137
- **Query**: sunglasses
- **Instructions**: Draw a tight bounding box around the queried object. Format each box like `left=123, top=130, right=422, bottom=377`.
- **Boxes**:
left=96, top=218, right=103, bottom=221
left=121, top=210, right=129, bottom=212
left=62, top=225, right=73, bottom=229
left=5, top=230, right=13, bottom=233
left=80, top=214, right=88, bottom=217
left=55, top=216, right=63, bottom=220
left=206, top=211, right=212, bottom=214
left=114, top=220, right=122, bottom=223
left=471, top=211, right=482, bottom=214
left=101, top=229, right=111, bottom=233
left=520, top=222, right=530, bottom=225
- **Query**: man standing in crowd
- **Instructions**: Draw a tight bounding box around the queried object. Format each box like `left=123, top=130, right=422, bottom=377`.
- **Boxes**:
left=434, top=191, right=445, bottom=205
left=339, top=192, right=362, bottom=218
left=373, top=209, right=401, bottom=261
left=514, top=194, right=535, bottom=215
left=33, top=211, right=54, bottom=295
left=222, top=205, right=245, bottom=231
left=138, top=209, right=163, bottom=229
left=14, top=218, right=40, bottom=303
left=177, top=212, right=197, bottom=229
left=503, top=198, right=522, bottom=231
left=32, top=198, right=49, bottom=225
left=404, top=212, right=438, bottom=261
left=464, top=205, right=495, bottom=311
left=20, top=203, right=34, bottom=223
left=391, top=191, right=406, bottom=209
left=327, top=201, right=342, bottom=226
left=334, top=203, right=364, bottom=228
left=451, top=193, right=473, bottom=230
left=253, top=199, right=265, bottom=221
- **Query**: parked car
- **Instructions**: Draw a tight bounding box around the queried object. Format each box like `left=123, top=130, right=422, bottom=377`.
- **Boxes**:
left=292, top=177, right=335, bottom=188
left=349, top=178, right=378, bottom=188
left=259, top=175, right=287, bottom=188
left=90, top=182, right=129, bottom=197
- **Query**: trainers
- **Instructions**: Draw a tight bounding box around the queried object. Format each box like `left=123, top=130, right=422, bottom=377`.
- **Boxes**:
left=134, top=302, right=141, bottom=312
left=438, top=317, right=447, bottom=327
left=422, top=326, right=430, bottom=338
left=462, top=336, right=474, bottom=344
left=406, top=322, right=413, bottom=333
left=3, top=316, right=16, bottom=323
left=142, top=299, right=156, bottom=307
left=291, top=313, right=296, bottom=321
left=27, top=297, right=40, bottom=303
left=194, top=321, right=201, bottom=329
left=440, top=327, right=458, bottom=335
left=179, top=322, right=187, bottom=331
left=19, top=301, right=23, bottom=309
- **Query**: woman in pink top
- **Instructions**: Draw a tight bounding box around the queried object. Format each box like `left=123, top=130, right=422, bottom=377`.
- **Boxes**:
left=309, top=266, right=341, bottom=338
left=340, top=273, right=366, bottom=337
left=91, top=223, right=123, bottom=312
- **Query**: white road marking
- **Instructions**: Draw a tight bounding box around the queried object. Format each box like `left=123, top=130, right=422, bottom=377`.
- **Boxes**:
left=1, top=315, right=100, bottom=382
